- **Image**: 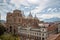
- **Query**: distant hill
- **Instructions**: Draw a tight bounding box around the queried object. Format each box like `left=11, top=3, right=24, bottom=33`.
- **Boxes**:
left=0, top=20, right=5, bottom=23
left=44, top=17, right=60, bottom=22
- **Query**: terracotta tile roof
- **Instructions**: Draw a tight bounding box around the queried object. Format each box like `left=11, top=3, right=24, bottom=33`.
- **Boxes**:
left=47, top=34, right=60, bottom=40
left=47, top=24, right=57, bottom=31
left=55, top=34, right=60, bottom=40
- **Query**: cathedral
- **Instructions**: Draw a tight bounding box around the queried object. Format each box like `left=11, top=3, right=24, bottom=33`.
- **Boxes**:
left=6, top=9, right=43, bottom=34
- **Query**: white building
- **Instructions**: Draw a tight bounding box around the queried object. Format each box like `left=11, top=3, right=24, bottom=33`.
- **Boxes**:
left=18, top=23, right=49, bottom=40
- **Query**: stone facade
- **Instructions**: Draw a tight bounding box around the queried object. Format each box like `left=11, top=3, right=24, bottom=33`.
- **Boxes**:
left=6, top=9, right=43, bottom=34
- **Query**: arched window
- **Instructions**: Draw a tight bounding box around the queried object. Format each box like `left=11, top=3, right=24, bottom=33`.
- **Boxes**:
left=14, top=29, right=16, bottom=34
left=10, top=26, right=12, bottom=32
left=42, top=38, right=44, bottom=40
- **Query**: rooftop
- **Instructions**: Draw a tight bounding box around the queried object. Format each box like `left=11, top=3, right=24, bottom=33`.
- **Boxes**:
left=47, top=34, right=60, bottom=40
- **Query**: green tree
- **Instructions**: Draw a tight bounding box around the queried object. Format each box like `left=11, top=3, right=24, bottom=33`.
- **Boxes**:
left=0, top=23, right=6, bottom=35
left=0, top=34, right=20, bottom=40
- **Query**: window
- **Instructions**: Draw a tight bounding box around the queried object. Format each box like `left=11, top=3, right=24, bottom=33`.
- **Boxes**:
left=42, top=38, right=44, bottom=40
left=10, top=26, right=12, bottom=32
left=37, top=33, right=38, bottom=35
left=43, top=29, right=44, bottom=31
left=14, top=29, right=16, bottom=33
left=19, top=18, right=21, bottom=22
left=35, top=32, right=36, bottom=35
left=39, top=33, right=41, bottom=35
left=42, top=34, right=44, bottom=36
left=14, top=18, right=16, bottom=22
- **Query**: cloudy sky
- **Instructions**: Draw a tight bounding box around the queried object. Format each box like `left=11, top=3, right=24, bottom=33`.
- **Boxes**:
left=0, top=0, right=60, bottom=22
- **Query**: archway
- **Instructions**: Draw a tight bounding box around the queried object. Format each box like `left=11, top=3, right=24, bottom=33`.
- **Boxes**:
left=10, top=26, right=12, bottom=32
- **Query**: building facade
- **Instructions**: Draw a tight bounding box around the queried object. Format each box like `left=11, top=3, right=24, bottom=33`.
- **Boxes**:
left=18, top=24, right=49, bottom=40
left=57, top=23, right=60, bottom=33
left=6, top=9, right=42, bottom=34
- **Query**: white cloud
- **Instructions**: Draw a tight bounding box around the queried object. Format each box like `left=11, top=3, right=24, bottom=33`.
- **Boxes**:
left=31, top=0, right=50, bottom=13
left=27, top=0, right=40, bottom=4
left=46, top=8, right=60, bottom=13
left=51, top=8, right=57, bottom=12
left=47, top=8, right=52, bottom=11
left=37, top=13, right=60, bottom=20
left=4, top=0, right=6, bottom=3
left=1, top=15, right=6, bottom=20
left=10, top=0, right=30, bottom=7
left=10, top=0, right=50, bottom=13
left=1, top=0, right=60, bottom=21
left=0, top=11, right=6, bottom=20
